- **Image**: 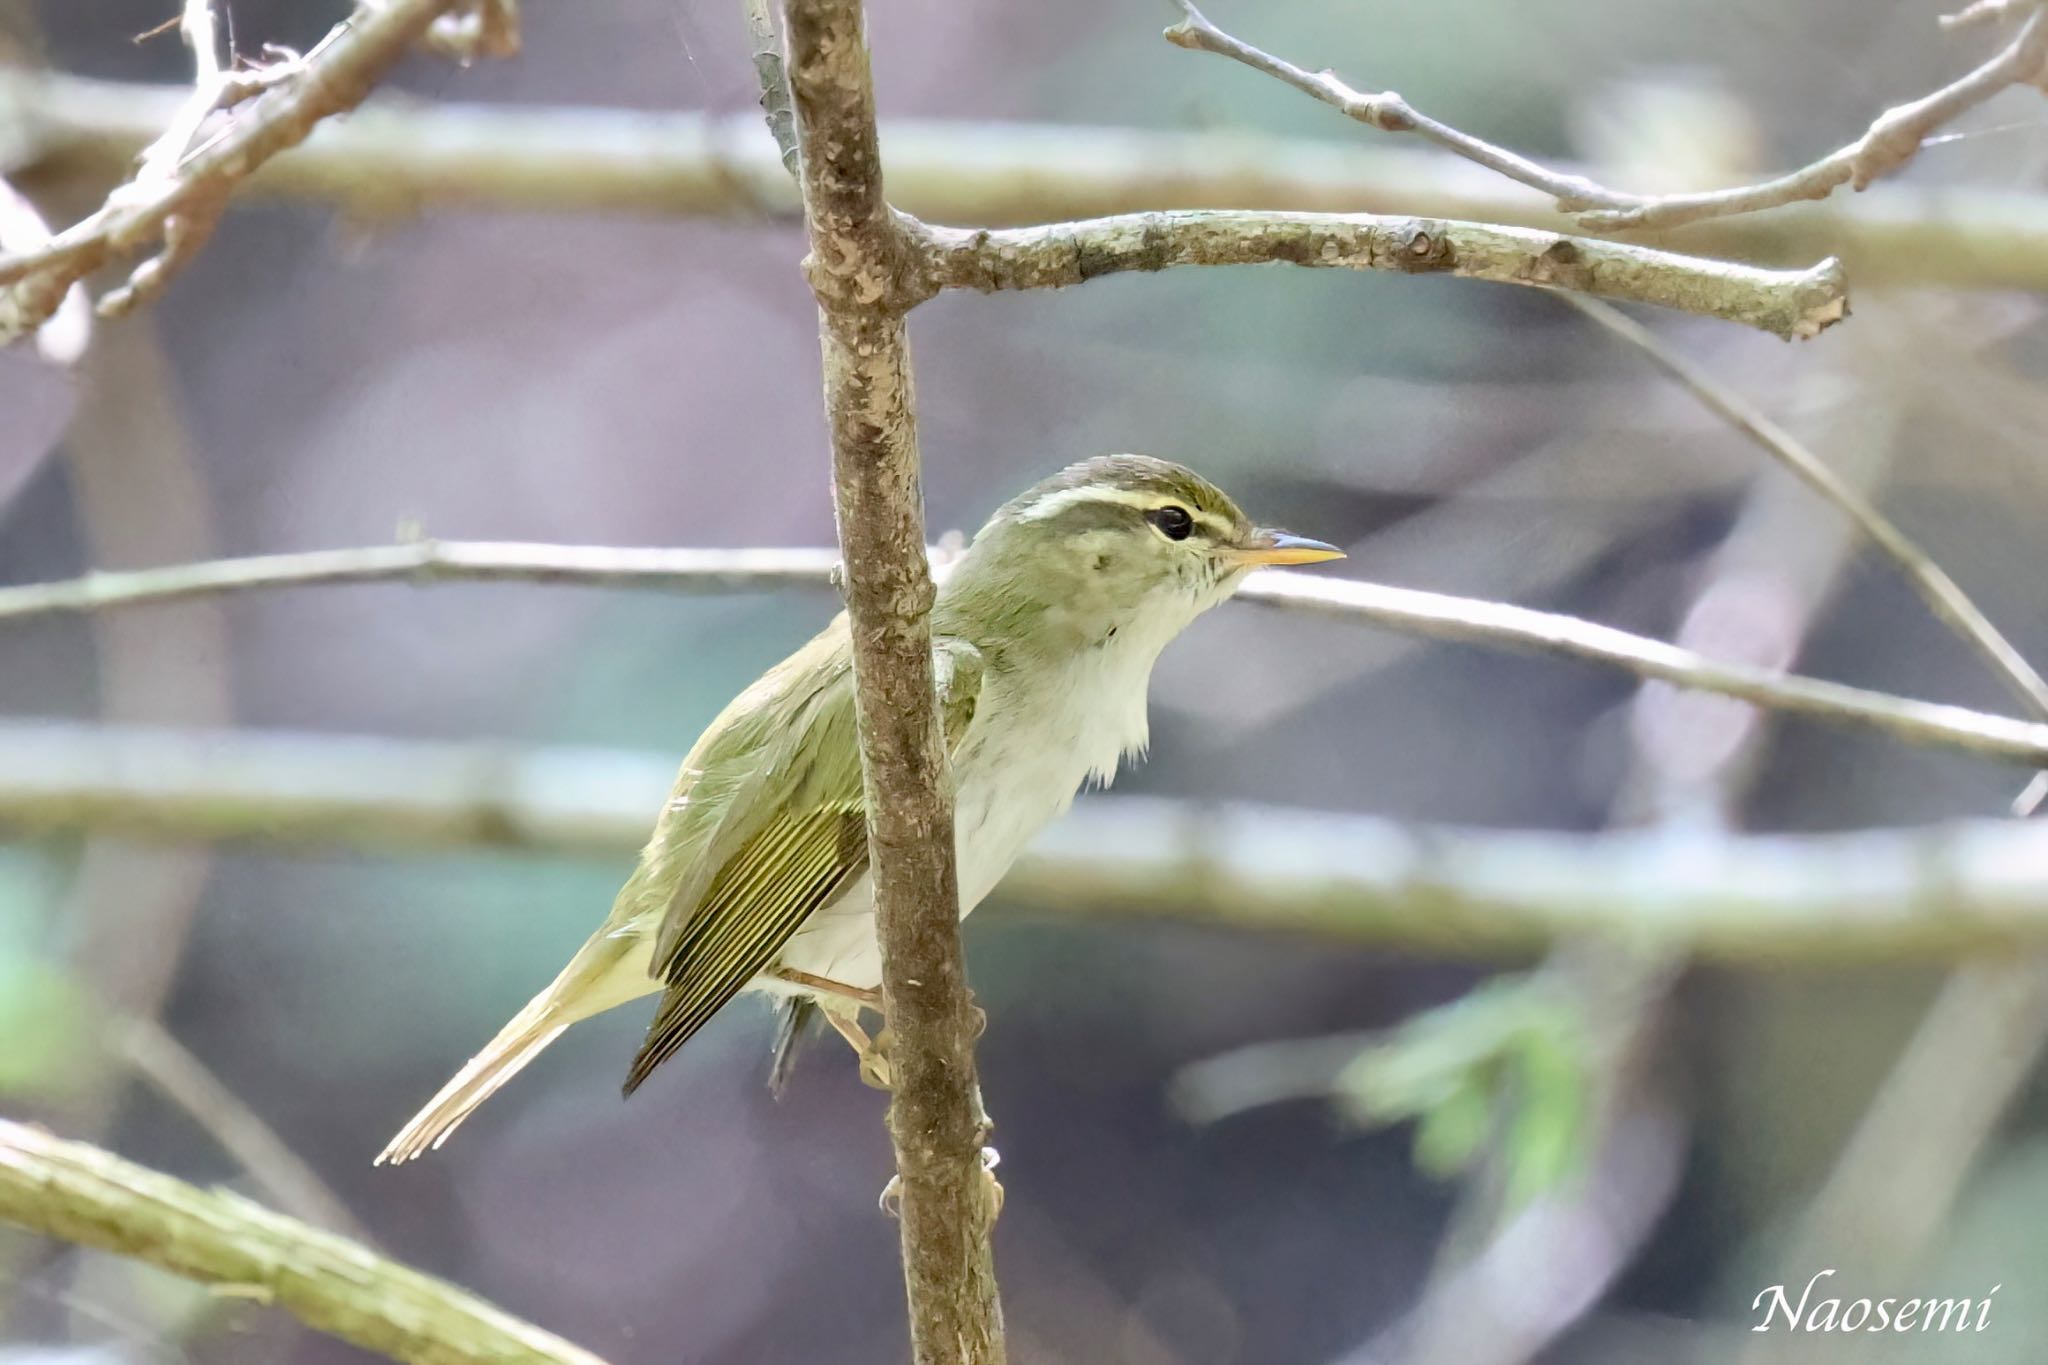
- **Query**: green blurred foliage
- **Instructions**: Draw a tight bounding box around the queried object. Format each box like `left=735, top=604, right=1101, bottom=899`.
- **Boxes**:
left=1338, top=974, right=1594, bottom=1210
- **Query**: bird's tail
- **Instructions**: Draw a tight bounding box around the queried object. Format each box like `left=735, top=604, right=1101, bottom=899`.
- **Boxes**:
left=375, top=934, right=649, bottom=1165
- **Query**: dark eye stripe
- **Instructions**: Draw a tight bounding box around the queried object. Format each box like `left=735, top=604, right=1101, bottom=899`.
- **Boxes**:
left=1147, top=506, right=1195, bottom=540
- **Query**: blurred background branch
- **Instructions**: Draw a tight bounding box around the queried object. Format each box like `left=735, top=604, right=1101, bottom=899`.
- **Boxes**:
left=16, top=70, right=2048, bottom=289
left=10, top=721, right=2048, bottom=960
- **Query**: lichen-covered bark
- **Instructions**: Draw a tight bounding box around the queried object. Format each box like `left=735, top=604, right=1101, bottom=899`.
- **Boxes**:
left=915, top=210, right=1847, bottom=340
left=782, top=1, right=1006, bottom=1362
left=0, top=1120, right=604, bottom=1365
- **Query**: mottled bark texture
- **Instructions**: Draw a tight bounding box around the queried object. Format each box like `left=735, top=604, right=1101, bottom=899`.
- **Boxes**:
left=915, top=211, right=1847, bottom=341
left=0, top=1120, right=605, bottom=1365
left=782, top=1, right=1007, bottom=1362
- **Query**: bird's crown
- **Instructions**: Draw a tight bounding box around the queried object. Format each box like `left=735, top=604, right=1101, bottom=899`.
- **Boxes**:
left=989, top=454, right=1252, bottom=544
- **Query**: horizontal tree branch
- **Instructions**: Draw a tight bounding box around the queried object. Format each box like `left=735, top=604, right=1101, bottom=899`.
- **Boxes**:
left=4, top=539, right=2046, bottom=764
left=0, top=541, right=845, bottom=619
left=914, top=211, right=1846, bottom=340
left=0, top=1117, right=606, bottom=1365
left=8, top=721, right=2048, bottom=961
left=14, top=73, right=2046, bottom=293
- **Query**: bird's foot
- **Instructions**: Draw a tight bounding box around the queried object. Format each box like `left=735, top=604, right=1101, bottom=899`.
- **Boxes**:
left=876, top=1147, right=1003, bottom=1220
left=772, top=966, right=881, bottom=1009
left=818, top=1003, right=894, bottom=1090
left=979, top=1143, right=1005, bottom=1219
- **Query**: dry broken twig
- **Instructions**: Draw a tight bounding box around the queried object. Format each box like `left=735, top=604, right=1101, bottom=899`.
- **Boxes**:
left=1166, top=0, right=2048, bottom=232
left=0, top=0, right=500, bottom=339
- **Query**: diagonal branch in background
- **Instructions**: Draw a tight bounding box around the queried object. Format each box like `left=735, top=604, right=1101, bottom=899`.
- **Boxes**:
left=6, top=540, right=2048, bottom=765
left=20, top=721, right=2048, bottom=959
left=1167, top=0, right=2048, bottom=232
left=1352, top=335, right=1913, bottom=1365
left=915, top=212, right=1844, bottom=340
left=780, top=0, right=1006, bottom=1359
left=11, top=74, right=2048, bottom=294
left=0, top=0, right=499, bottom=340
left=0, top=1118, right=606, bottom=1365
left=1565, top=297, right=2048, bottom=728
left=106, top=1015, right=369, bottom=1241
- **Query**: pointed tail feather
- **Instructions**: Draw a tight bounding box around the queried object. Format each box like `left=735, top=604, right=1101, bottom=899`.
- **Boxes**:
left=375, top=936, right=652, bottom=1165
left=767, top=996, right=818, bottom=1097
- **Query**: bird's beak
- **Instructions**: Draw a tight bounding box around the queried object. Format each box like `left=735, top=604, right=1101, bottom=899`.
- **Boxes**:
left=1228, top=528, right=1347, bottom=568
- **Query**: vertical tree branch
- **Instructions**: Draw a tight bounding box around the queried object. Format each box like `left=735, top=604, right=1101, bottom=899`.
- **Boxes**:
left=780, top=1, right=1006, bottom=1362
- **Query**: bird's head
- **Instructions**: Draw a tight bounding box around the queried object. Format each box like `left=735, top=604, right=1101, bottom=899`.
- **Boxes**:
left=939, top=454, right=1344, bottom=653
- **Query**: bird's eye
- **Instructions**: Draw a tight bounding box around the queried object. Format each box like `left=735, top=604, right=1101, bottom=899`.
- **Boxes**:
left=1147, top=506, right=1195, bottom=541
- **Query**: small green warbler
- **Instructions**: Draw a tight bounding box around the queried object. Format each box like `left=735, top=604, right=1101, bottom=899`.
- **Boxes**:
left=378, top=454, right=1342, bottom=1163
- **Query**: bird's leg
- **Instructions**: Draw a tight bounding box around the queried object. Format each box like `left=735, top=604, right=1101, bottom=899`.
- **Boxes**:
left=770, top=966, right=881, bottom=1010
left=814, top=996, right=893, bottom=1091
left=768, top=967, right=891, bottom=1087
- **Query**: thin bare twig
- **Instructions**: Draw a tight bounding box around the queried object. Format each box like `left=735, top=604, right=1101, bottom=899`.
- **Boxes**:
left=0, top=0, right=485, bottom=337
left=6, top=540, right=2048, bottom=765
left=0, top=541, right=845, bottom=621
left=781, top=0, right=1006, bottom=1358
left=1163, top=0, right=1615, bottom=211
left=0, top=1118, right=607, bottom=1365
left=1165, top=0, right=2048, bottom=232
left=107, top=1015, right=369, bottom=1241
left=915, top=212, right=1846, bottom=340
left=130, top=0, right=228, bottom=186
left=27, top=72, right=2048, bottom=291
left=741, top=0, right=799, bottom=175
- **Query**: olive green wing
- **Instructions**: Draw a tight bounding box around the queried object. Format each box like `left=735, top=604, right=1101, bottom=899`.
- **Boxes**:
left=622, top=634, right=984, bottom=1094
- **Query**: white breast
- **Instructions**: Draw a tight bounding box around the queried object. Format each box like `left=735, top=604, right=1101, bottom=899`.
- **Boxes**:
left=772, top=612, right=1184, bottom=993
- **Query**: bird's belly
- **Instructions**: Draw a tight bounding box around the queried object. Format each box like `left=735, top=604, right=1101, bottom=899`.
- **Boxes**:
left=762, top=784, right=1049, bottom=994
left=765, top=661, right=1148, bottom=995
left=765, top=745, right=1120, bottom=993
left=765, top=870, right=883, bottom=992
